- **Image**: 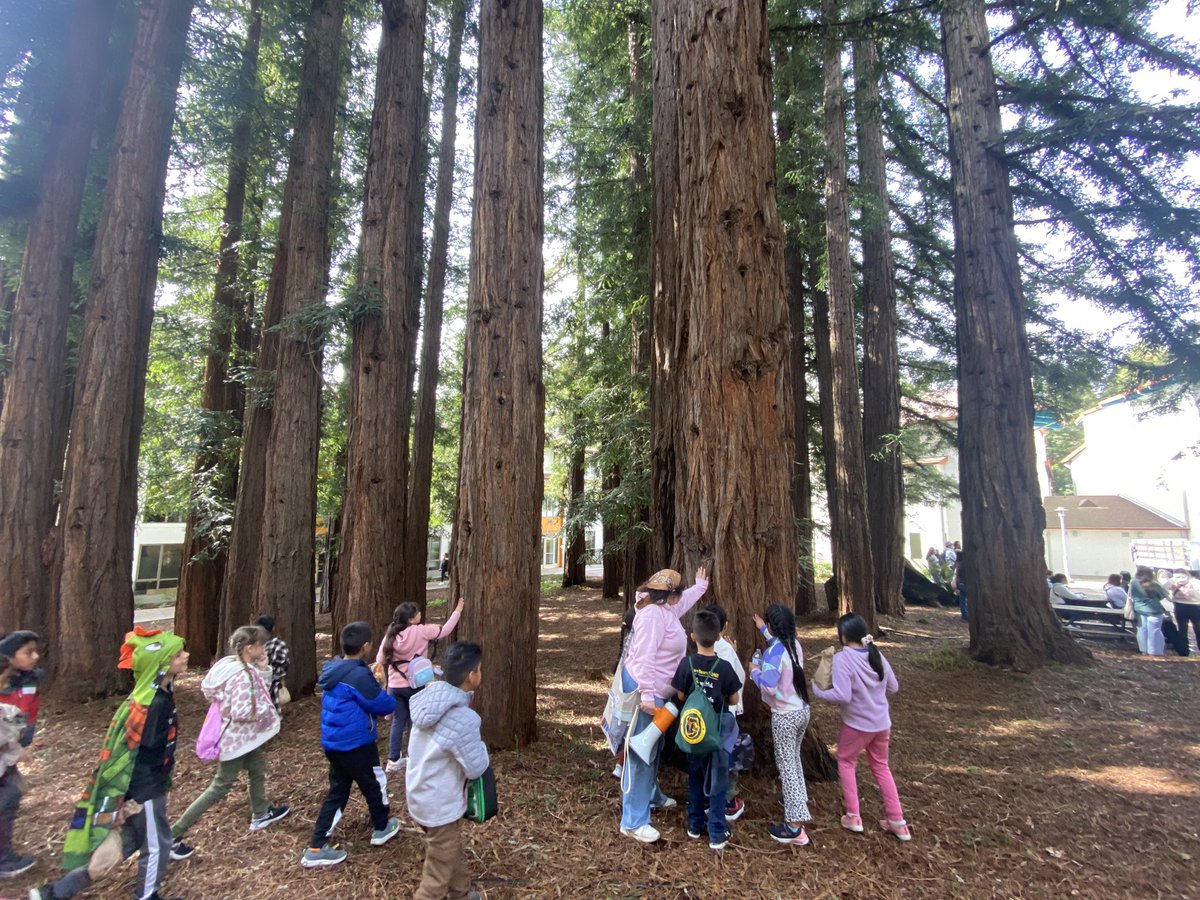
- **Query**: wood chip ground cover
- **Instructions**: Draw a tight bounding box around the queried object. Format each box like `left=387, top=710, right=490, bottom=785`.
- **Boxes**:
left=7, top=586, right=1198, bottom=899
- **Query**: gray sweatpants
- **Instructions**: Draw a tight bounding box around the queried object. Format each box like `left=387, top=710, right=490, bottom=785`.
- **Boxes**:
left=42, top=795, right=172, bottom=900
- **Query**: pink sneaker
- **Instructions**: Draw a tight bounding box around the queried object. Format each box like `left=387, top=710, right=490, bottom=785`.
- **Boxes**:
left=840, top=813, right=864, bottom=833
left=880, top=818, right=912, bottom=841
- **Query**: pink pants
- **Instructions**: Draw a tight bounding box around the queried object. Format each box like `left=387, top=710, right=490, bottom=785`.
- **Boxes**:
left=837, top=724, right=905, bottom=822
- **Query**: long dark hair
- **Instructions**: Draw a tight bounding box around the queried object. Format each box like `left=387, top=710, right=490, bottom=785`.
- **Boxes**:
left=382, top=602, right=420, bottom=666
left=837, top=613, right=884, bottom=682
left=764, top=604, right=810, bottom=704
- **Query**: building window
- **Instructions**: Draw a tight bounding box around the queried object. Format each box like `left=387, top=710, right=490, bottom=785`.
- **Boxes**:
left=426, top=534, right=443, bottom=573
left=542, top=534, right=560, bottom=566
left=135, top=544, right=183, bottom=594
left=909, top=533, right=922, bottom=559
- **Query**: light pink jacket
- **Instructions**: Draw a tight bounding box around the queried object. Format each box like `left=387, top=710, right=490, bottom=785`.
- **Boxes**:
left=376, top=607, right=462, bottom=690
left=624, top=578, right=709, bottom=703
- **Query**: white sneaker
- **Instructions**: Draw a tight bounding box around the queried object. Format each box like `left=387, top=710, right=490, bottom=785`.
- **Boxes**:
left=385, top=757, right=407, bottom=774
left=612, top=764, right=622, bottom=779
left=651, top=795, right=677, bottom=810
left=620, top=823, right=660, bottom=843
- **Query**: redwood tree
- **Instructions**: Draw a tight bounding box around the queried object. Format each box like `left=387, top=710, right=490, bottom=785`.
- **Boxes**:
left=854, top=28, right=905, bottom=618
left=335, top=0, right=427, bottom=637
left=452, top=0, right=544, bottom=751
left=941, top=0, right=1088, bottom=667
left=250, top=0, right=346, bottom=695
left=51, top=0, right=196, bottom=696
left=819, top=0, right=875, bottom=629
left=174, top=0, right=263, bottom=667
left=0, top=0, right=118, bottom=638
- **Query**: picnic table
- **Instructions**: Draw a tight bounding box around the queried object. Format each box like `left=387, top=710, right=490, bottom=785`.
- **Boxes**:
left=1053, top=603, right=1135, bottom=644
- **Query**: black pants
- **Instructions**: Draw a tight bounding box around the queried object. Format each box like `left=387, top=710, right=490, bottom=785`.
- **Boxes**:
left=1176, top=603, right=1200, bottom=650
left=310, top=743, right=389, bottom=846
left=0, top=764, right=22, bottom=861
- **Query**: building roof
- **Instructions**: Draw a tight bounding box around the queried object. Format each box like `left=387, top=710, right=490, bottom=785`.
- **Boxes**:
left=1043, top=495, right=1187, bottom=531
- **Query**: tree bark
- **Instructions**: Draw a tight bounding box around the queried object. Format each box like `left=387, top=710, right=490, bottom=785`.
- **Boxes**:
left=250, top=0, right=345, bottom=696
left=941, top=0, right=1089, bottom=667
left=335, top=0, right=427, bottom=639
left=0, top=0, right=118, bottom=639
left=50, top=0, right=195, bottom=696
left=854, top=31, right=905, bottom=619
left=452, top=0, right=544, bottom=751
left=175, top=0, right=263, bottom=668
left=404, top=0, right=468, bottom=615
left=601, top=464, right=622, bottom=599
left=820, top=0, right=876, bottom=630
left=562, top=445, right=586, bottom=587
left=656, top=0, right=798, bottom=742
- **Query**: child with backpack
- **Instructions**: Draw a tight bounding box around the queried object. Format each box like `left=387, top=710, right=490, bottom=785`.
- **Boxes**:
left=0, top=630, right=42, bottom=878
left=302, top=621, right=400, bottom=869
left=671, top=609, right=741, bottom=850
left=169, top=625, right=289, bottom=861
left=750, top=604, right=813, bottom=846
left=377, top=597, right=464, bottom=774
left=255, top=615, right=291, bottom=710
left=812, top=613, right=910, bottom=841
left=704, top=604, right=746, bottom=821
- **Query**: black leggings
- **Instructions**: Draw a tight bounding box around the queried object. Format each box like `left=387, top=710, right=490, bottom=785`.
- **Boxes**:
left=1176, top=603, right=1200, bottom=650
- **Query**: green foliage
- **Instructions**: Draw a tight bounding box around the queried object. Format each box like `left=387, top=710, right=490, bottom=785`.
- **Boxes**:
left=913, top=641, right=975, bottom=671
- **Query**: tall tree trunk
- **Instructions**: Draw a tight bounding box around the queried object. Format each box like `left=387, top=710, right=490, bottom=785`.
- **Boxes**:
left=452, top=0, right=544, bottom=751
left=405, top=0, right=468, bottom=614
left=50, top=0, right=195, bottom=696
left=251, top=0, right=345, bottom=696
left=854, top=31, right=905, bottom=619
left=0, top=0, right=118, bottom=639
left=335, top=0, right=427, bottom=639
left=941, top=0, right=1088, bottom=667
left=562, top=445, right=586, bottom=587
left=175, top=0, right=263, bottom=668
left=820, top=0, right=876, bottom=630
left=601, top=463, right=622, bottom=599
left=658, top=0, right=797, bottom=742
left=785, top=230, right=819, bottom=616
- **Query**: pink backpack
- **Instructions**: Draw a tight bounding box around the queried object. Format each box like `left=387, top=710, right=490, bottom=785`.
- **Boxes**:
left=195, top=700, right=226, bottom=761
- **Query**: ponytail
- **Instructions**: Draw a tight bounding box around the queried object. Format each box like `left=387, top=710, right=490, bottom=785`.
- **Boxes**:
left=382, top=603, right=419, bottom=666
left=837, top=613, right=884, bottom=681
left=864, top=638, right=885, bottom=683
left=765, top=604, right=810, bottom=704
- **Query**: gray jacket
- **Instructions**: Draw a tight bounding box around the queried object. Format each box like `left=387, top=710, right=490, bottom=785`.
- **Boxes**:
left=405, top=680, right=490, bottom=827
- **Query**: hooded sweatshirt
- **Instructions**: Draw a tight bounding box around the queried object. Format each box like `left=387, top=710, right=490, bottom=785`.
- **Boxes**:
left=202, top=656, right=280, bottom=762
left=405, top=680, right=489, bottom=828
left=624, top=578, right=709, bottom=703
left=376, top=607, right=462, bottom=690
left=317, top=657, right=396, bottom=752
left=811, top=646, right=898, bottom=733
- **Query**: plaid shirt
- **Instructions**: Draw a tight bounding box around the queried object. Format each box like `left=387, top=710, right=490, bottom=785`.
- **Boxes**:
left=264, top=637, right=290, bottom=709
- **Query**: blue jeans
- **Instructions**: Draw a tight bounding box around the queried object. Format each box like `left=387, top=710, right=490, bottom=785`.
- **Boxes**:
left=388, top=686, right=417, bottom=761
left=686, top=749, right=729, bottom=840
left=619, top=667, right=672, bottom=830
left=959, top=587, right=968, bottom=619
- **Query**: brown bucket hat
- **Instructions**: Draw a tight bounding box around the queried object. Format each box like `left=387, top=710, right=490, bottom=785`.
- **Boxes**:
left=640, top=569, right=682, bottom=592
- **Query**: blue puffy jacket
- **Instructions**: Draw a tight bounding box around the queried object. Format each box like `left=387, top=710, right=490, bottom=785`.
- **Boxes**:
left=318, top=657, right=396, bottom=751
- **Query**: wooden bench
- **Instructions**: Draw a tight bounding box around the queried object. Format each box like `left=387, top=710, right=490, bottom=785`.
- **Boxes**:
left=1053, top=604, right=1135, bottom=643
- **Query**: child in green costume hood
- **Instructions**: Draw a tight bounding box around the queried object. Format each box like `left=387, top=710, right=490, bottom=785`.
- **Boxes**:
left=33, top=627, right=188, bottom=900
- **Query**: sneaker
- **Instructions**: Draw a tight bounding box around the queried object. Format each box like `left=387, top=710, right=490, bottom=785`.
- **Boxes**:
left=300, top=845, right=348, bottom=868
left=650, top=795, right=677, bottom=810
left=769, top=823, right=811, bottom=846
left=880, top=818, right=912, bottom=841
left=619, top=823, right=660, bottom=843
left=370, top=817, right=401, bottom=846
left=725, top=796, right=745, bottom=821
left=385, top=756, right=407, bottom=774
left=29, top=889, right=49, bottom=900
left=0, top=855, right=35, bottom=878
left=841, top=813, right=864, bottom=833
left=709, top=830, right=731, bottom=850
left=612, top=764, right=622, bottom=779
left=686, top=827, right=703, bottom=839
left=249, top=804, right=291, bottom=831
left=169, top=840, right=195, bottom=861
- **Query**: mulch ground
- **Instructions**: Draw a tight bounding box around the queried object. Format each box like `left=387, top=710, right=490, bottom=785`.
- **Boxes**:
left=7, top=585, right=1200, bottom=899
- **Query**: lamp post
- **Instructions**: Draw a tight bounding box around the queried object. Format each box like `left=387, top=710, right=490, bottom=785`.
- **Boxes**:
left=1056, top=506, right=1070, bottom=581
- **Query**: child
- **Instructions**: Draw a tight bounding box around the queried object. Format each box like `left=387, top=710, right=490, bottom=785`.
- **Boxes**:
left=35, top=627, right=189, bottom=900
left=749, top=604, right=813, bottom=846
left=255, top=615, right=290, bottom=711
left=811, top=613, right=910, bottom=841
left=169, top=625, right=289, bottom=861
left=704, top=604, right=746, bottom=821
left=0, top=630, right=41, bottom=878
left=377, top=597, right=464, bottom=774
left=302, top=621, right=399, bottom=869
left=406, top=641, right=489, bottom=900
left=671, top=609, right=741, bottom=850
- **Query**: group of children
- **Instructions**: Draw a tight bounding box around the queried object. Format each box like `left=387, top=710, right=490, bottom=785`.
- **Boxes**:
left=618, top=593, right=910, bottom=852
left=0, top=603, right=484, bottom=900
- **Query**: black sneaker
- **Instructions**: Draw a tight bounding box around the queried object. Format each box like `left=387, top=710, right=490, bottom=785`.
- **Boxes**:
left=169, top=841, right=195, bottom=861
left=0, top=854, right=35, bottom=878
left=249, top=804, right=291, bottom=832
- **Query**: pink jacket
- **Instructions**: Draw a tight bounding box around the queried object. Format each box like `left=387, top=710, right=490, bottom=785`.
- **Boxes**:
left=202, top=656, right=280, bottom=762
left=376, top=607, right=462, bottom=690
left=624, top=578, right=709, bottom=703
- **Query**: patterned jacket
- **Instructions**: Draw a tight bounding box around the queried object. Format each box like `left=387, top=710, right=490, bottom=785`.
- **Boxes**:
left=202, top=656, right=280, bottom=762
left=264, top=637, right=290, bottom=709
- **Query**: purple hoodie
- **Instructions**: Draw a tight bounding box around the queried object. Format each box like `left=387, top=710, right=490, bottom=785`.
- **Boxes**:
left=811, top=646, right=898, bottom=733
left=624, top=578, right=709, bottom=703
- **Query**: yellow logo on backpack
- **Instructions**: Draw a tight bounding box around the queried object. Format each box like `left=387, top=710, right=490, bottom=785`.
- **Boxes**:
left=679, top=707, right=707, bottom=745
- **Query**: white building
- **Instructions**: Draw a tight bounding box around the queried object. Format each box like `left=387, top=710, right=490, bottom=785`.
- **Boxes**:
left=1042, top=494, right=1189, bottom=578
left=132, top=521, right=186, bottom=602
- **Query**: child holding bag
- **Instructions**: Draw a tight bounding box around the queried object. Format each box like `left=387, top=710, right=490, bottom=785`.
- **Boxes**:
left=169, top=625, right=289, bottom=861
left=812, top=613, right=910, bottom=841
